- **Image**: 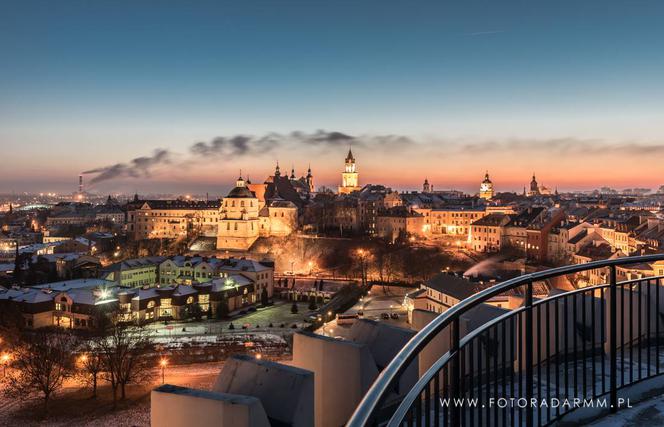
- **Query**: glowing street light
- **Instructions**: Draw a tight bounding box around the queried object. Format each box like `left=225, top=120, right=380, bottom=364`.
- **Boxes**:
left=1, top=353, right=10, bottom=378
left=160, top=358, right=168, bottom=384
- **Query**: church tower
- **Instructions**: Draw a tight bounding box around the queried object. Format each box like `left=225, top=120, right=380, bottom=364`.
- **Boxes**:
left=479, top=171, right=494, bottom=200
left=338, top=148, right=360, bottom=194
left=423, top=178, right=431, bottom=193
left=528, top=173, right=540, bottom=197
left=306, top=165, right=315, bottom=193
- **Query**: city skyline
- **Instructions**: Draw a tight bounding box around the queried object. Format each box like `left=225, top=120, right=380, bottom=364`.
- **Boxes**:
left=2, top=0, right=664, bottom=193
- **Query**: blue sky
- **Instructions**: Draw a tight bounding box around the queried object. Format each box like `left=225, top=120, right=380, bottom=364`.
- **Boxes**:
left=1, top=0, right=664, bottom=194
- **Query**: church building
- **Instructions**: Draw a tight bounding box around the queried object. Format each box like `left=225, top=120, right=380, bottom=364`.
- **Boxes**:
left=217, top=170, right=299, bottom=251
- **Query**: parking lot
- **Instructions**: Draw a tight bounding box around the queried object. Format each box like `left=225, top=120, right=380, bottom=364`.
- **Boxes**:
left=316, top=284, right=413, bottom=339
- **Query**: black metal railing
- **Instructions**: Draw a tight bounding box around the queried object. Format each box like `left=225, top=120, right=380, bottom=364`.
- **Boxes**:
left=348, top=254, right=664, bottom=426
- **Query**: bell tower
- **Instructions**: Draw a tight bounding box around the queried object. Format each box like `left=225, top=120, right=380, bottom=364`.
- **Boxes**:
left=338, top=148, right=360, bottom=194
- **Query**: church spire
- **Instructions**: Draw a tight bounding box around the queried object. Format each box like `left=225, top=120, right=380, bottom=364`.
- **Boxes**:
left=346, top=146, right=355, bottom=163
left=274, top=161, right=281, bottom=178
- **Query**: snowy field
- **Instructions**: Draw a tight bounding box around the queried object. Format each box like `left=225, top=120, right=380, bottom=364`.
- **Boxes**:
left=0, top=362, right=227, bottom=426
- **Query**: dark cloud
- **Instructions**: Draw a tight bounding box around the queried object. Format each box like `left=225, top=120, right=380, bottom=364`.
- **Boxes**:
left=82, top=149, right=170, bottom=184
left=82, top=130, right=416, bottom=185
left=453, top=137, right=664, bottom=157
left=189, top=130, right=414, bottom=158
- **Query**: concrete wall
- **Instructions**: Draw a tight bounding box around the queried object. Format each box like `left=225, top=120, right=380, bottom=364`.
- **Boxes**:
left=346, top=319, right=418, bottom=405
left=151, top=384, right=270, bottom=427
left=213, top=355, right=314, bottom=427
left=291, top=331, right=378, bottom=427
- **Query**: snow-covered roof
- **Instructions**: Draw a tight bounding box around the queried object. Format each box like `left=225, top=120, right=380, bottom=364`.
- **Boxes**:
left=31, top=278, right=115, bottom=292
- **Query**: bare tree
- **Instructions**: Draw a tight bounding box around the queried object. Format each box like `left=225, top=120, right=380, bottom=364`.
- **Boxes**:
left=76, top=342, right=105, bottom=398
left=2, top=330, right=75, bottom=413
left=97, top=323, right=154, bottom=407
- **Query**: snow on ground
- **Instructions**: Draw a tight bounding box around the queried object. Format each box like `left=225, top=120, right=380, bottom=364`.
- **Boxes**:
left=0, top=361, right=227, bottom=426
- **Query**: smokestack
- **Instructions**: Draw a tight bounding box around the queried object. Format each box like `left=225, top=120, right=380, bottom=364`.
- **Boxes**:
left=79, top=175, right=83, bottom=194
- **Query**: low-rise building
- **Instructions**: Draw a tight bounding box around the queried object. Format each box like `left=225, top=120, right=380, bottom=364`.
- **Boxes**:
left=101, top=256, right=167, bottom=288
left=376, top=207, right=425, bottom=243
left=470, top=213, right=510, bottom=252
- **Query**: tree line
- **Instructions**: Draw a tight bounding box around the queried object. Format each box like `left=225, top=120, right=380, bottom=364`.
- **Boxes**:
left=0, top=310, right=156, bottom=415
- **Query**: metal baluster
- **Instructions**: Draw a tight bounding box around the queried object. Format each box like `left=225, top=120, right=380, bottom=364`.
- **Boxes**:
left=493, top=325, right=499, bottom=427
left=609, top=265, right=618, bottom=413
left=468, top=340, right=474, bottom=427
left=525, top=281, right=534, bottom=427
left=518, top=311, right=522, bottom=426
left=443, top=365, right=449, bottom=427
left=450, top=318, right=461, bottom=426
left=460, top=345, right=465, bottom=427
left=638, top=280, right=642, bottom=380
left=591, top=288, right=596, bottom=398
left=502, top=320, right=507, bottom=427
left=478, top=334, right=483, bottom=427
left=629, top=280, right=633, bottom=384
left=647, top=279, right=651, bottom=377
left=582, top=291, right=587, bottom=398
left=601, top=288, right=606, bottom=395
left=536, top=304, right=541, bottom=427
left=425, top=378, right=431, bottom=427
left=511, top=315, right=516, bottom=427
left=573, top=293, right=578, bottom=396
left=485, top=330, right=491, bottom=426
left=555, top=298, right=560, bottom=420
left=657, top=278, right=661, bottom=376
left=546, top=300, right=551, bottom=424
left=564, top=296, right=569, bottom=398
left=434, top=373, right=440, bottom=427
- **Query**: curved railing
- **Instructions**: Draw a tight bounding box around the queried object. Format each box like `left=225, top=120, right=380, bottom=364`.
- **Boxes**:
left=348, top=254, right=664, bottom=426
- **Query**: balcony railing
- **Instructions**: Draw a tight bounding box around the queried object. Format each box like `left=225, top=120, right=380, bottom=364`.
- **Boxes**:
left=348, top=254, right=664, bottom=426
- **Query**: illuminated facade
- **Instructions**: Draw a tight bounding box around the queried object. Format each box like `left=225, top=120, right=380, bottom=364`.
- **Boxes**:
left=127, top=200, right=219, bottom=240
left=217, top=176, right=261, bottom=250
left=479, top=171, right=494, bottom=200
left=338, top=148, right=361, bottom=194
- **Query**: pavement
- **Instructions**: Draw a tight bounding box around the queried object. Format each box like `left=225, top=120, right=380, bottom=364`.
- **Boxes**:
left=316, top=284, right=412, bottom=338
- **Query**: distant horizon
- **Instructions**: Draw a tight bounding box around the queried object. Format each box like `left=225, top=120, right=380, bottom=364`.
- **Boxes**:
left=2, top=1, right=664, bottom=195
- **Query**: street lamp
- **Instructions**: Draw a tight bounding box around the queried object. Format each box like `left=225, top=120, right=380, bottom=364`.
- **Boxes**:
left=160, top=358, right=168, bottom=384
left=1, top=353, right=10, bottom=378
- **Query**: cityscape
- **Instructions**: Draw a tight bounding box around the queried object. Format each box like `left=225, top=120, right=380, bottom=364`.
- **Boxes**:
left=3, top=1, right=664, bottom=427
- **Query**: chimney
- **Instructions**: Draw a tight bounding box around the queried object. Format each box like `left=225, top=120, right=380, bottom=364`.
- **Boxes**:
left=79, top=175, right=83, bottom=194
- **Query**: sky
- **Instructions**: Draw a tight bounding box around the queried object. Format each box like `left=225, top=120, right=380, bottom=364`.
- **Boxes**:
left=1, top=0, right=664, bottom=196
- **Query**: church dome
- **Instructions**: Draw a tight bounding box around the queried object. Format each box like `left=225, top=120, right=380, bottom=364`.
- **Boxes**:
left=226, top=177, right=254, bottom=198
left=226, top=186, right=254, bottom=198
